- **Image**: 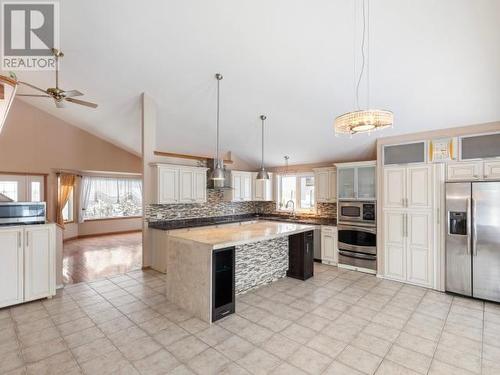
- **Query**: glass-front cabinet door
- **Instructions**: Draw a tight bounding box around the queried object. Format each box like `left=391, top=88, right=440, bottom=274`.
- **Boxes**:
left=357, top=166, right=376, bottom=200
left=338, top=168, right=355, bottom=199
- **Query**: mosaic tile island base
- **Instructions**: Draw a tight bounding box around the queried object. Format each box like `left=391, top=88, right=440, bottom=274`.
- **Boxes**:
left=165, top=221, right=315, bottom=322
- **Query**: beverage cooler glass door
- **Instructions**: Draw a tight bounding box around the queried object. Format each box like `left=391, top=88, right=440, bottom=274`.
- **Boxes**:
left=472, top=182, right=500, bottom=302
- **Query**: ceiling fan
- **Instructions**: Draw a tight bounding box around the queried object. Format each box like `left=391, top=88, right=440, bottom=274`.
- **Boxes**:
left=17, top=48, right=98, bottom=109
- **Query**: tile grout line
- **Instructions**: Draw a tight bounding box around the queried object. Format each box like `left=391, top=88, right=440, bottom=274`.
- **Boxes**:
left=424, top=294, right=453, bottom=375
left=371, top=284, right=426, bottom=375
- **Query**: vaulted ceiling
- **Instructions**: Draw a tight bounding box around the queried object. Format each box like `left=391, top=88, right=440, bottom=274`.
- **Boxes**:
left=7, top=0, right=500, bottom=167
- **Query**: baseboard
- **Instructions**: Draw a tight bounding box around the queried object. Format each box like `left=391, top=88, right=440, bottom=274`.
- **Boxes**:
left=64, top=229, right=141, bottom=242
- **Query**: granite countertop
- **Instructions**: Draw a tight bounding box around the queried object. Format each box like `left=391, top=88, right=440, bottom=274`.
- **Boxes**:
left=167, top=220, right=316, bottom=249
left=148, top=214, right=336, bottom=231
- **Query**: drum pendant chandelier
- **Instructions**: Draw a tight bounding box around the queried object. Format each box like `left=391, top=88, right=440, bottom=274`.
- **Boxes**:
left=334, top=0, right=393, bottom=135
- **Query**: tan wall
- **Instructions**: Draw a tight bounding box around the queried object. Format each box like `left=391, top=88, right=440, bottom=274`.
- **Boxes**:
left=375, top=120, right=500, bottom=276
left=0, top=99, right=143, bottom=224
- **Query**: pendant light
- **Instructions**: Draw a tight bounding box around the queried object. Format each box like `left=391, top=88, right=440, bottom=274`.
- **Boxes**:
left=256, top=115, right=270, bottom=180
left=334, top=0, right=393, bottom=135
left=0, top=75, right=18, bottom=134
left=211, top=73, right=225, bottom=180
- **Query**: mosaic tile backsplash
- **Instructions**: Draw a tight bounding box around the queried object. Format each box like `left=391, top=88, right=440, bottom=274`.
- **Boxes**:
left=145, top=189, right=337, bottom=222
left=235, top=237, right=288, bottom=294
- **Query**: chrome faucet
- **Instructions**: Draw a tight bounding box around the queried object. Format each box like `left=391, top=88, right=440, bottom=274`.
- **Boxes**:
left=285, top=200, right=296, bottom=218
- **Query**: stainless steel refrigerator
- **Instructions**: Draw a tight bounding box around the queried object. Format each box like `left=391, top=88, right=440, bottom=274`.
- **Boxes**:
left=446, top=182, right=500, bottom=302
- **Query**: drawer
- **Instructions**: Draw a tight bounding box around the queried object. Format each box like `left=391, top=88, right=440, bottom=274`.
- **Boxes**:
left=338, top=250, right=376, bottom=271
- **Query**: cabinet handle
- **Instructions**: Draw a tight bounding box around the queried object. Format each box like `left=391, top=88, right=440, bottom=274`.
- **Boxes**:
left=26, top=232, right=29, bottom=247
left=404, top=214, right=408, bottom=237
left=18, top=232, right=21, bottom=248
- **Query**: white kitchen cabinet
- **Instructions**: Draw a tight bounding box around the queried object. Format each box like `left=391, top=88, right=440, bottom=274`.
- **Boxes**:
left=484, top=160, right=500, bottom=180
left=357, top=166, right=376, bottom=200
left=446, top=162, right=482, bottom=181
left=155, top=164, right=208, bottom=204
left=157, top=166, right=179, bottom=204
left=407, top=166, right=432, bottom=209
left=0, top=224, right=56, bottom=309
left=383, top=210, right=433, bottom=287
left=335, top=161, right=376, bottom=201
left=382, top=162, right=441, bottom=289
left=193, top=170, right=207, bottom=202
left=242, top=174, right=252, bottom=201
left=406, top=212, right=433, bottom=286
left=384, top=165, right=431, bottom=209
left=179, top=169, right=194, bottom=203
left=383, top=167, right=406, bottom=208
left=321, top=226, right=337, bottom=265
left=447, top=160, right=500, bottom=181
left=337, top=168, right=355, bottom=199
left=252, top=173, right=273, bottom=201
left=313, top=168, right=336, bottom=203
left=24, top=225, right=55, bottom=302
left=0, top=228, right=24, bottom=308
left=384, top=211, right=406, bottom=281
left=224, top=171, right=253, bottom=202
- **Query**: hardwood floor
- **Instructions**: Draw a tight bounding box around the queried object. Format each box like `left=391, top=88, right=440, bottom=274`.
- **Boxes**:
left=63, top=232, right=142, bottom=284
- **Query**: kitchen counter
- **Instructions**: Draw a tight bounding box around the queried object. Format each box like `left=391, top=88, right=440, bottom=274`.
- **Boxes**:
left=168, top=220, right=315, bottom=249
left=148, top=213, right=336, bottom=231
left=165, top=220, right=315, bottom=322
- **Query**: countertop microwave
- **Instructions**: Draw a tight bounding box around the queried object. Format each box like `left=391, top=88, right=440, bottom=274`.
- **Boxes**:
left=0, top=202, right=47, bottom=225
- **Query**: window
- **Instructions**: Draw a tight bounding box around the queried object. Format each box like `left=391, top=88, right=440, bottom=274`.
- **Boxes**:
left=82, top=176, right=142, bottom=220
left=62, top=190, right=74, bottom=222
left=0, top=181, right=18, bottom=201
left=31, top=181, right=41, bottom=202
left=277, top=174, right=315, bottom=212
left=0, top=175, right=45, bottom=202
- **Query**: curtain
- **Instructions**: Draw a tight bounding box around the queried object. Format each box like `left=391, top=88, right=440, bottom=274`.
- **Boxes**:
left=79, top=176, right=142, bottom=220
left=56, top=174, right=76, bottom=226
left=78, top=176, right=92, bottom=223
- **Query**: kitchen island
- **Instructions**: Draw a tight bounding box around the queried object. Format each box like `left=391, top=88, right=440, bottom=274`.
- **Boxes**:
left=165, top=221, right=315, bottom=322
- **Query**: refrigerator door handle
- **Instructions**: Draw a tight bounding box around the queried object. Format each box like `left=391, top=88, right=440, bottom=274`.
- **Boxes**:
left=466, top=197, right=471, bottom=255
left=472, top=197, right=477, bottom=256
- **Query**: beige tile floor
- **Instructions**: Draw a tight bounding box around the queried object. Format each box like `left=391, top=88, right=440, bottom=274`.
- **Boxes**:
left=1, top=263, right=499, bottom=374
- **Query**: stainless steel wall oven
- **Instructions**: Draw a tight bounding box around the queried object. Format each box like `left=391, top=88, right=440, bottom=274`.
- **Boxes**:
left=337, top=201, right=377, bottom=272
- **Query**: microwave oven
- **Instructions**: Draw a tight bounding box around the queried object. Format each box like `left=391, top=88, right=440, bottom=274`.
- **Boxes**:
left=338, top=201, right=376, bottom=226
left=0, top=202, right=46, bottom=225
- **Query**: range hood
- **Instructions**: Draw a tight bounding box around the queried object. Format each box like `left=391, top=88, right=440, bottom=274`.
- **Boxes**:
left=207, top=159, right=232, bottom=190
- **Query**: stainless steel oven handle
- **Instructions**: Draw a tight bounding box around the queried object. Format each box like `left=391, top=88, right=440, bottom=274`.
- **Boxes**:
left=337, top=225, right=377, bottom=234
left=338, top=250, right=377, bottom=261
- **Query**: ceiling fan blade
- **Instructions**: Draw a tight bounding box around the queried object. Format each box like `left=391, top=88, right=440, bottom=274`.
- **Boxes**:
left=17, top=94, right=51, bottom=97
left=62, top=90, right=83, bottom=98
left=18, top=81, right=48, bottom=95
left=55, top=100, right=65, bottom=108
left=65, top=97, right=98, bottom=108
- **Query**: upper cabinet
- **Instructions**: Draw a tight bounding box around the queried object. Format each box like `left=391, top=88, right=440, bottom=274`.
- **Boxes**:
left=224, top=171, right=253, bottom=202
left=383, top=165, right=432, bottom=209
left=447, top=160, right=500, bottom=181
left=154, top=164, right=208, bottom=204
left=335, top=161, right=376, bottom=201
left=252, top=173, right=273, bottom=201
left=313, top=167, right=336, bottom=203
